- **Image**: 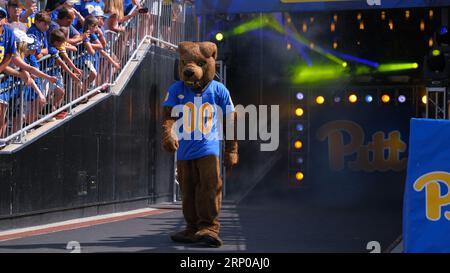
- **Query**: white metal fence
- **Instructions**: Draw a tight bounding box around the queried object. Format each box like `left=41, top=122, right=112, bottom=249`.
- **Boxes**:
left=0, top=0, right=197, bottom=148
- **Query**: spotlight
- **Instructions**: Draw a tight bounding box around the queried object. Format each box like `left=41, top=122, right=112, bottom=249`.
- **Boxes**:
left=437, top=26, right=449, bottom=46
left=398, top=95, right=406, bottom=103
left=334, top=96, right=341, bottom=103
left=432, top=49, right=441, bottom=56
left=365, top=95, right=373, bottom=103
left=316, top=96, right=325, bottom=105
left=294, top=140, right=303, bottom=149
left=215, top=32, right=224, bottom=42
left=295, top=108, right=304, bottom=117
left=424, top=46, right=449, bottom=82
left=295, top=172, right=304, bottom=181
left=296, top=157, right=304, bottom=164
left=295, top=124, right=304, bottom=132
left=296, top=92, right=304, bottom=100
left=422, top=95, right=427, bottom=104
left=381, top=94, right=390, bottom=103
left=349, top=94, right=358, bottom=103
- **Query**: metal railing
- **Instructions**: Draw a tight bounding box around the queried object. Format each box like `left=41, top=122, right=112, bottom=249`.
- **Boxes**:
left=0, top=0, right=197, bottom=148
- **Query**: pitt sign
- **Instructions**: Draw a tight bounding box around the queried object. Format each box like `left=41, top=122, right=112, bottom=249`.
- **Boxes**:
left=413, top=172, right=450, bottom=221
left=317, top=120, right=407, bottom=172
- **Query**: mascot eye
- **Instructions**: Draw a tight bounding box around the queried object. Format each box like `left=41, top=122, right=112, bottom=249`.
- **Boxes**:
left=197, top=61, right=206, bottom=66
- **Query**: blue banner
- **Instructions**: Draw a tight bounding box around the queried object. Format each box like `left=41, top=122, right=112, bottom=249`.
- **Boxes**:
left=404, top=118, right=450, bottom=253
left=197, top=0, right=450, bottom=15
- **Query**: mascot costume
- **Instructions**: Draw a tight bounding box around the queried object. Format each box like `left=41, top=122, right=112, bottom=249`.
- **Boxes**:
left=162, top=41, right=238, bottom=247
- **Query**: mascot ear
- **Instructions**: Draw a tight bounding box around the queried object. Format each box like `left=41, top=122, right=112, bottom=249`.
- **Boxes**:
left=199, top=42, right=218, bottom=60
left=178, top=41, right=194, bottom=56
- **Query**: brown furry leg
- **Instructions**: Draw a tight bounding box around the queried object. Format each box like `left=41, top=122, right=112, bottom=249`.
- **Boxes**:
left=194, top=155, right=223, bottom=247
left=171, top=159, right=200, bottom=243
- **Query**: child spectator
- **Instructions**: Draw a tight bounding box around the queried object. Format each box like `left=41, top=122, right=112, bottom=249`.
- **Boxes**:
left=11, top=29, right=58, bottom=130
left=27, top=10, right=51, bottom=60
left=46, top=28, right=82, bottom=118
left=83, top=15, right=119, bottom=80
left=58, top=26, right=77, bottom=52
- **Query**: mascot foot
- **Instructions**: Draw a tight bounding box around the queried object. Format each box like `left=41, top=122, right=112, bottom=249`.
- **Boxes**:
left=195, top=230, right=223, bottom=248
left=170, top=230, right=199, bottom=243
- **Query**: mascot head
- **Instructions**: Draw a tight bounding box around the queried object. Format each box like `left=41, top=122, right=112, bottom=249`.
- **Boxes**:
left=178, top=41, right=217, bottom=91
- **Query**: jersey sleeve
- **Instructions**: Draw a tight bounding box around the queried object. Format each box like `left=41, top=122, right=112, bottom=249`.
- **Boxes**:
left=162, top=83, right=180, bottom=107
left=218, top=85, right=235, bottom=114
left=7, top=30, right=17, bottom=55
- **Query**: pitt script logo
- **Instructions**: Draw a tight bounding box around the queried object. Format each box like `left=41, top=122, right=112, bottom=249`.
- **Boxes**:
left=317, top=120, right=407, bottom=172
left=414, top=172, right=450, bottom=221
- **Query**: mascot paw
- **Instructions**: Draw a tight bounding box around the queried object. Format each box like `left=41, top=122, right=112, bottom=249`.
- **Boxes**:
left=162, top=137, right=179, bottom=153
left=224, top=152, right=239, bottom=169
left=170, top=229, right=199, bottom=243
left=195, top=230, right=223, bottom=248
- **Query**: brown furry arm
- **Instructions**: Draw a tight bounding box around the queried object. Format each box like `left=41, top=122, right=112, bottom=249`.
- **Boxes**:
left=223, top=111, right=239, bottom=168
left=162, top=106, right=179, bottom=153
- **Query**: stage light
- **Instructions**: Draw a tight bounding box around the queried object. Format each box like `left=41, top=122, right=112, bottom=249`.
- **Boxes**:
left=330, top=22, right=336, bottom=32
left=405, top=10, right=410, bottom=19
left=287, top=43, right=292, bottom=50
left=429, top=38, right=434, bottom=47
left=296, top=157, right=304, bottom=164
left=342, top=62, right=348, bottom=68
left=398, top=95, right=406, bottom=103
left=432, top=49, right=441, bottom=56
left=420, top=19, right=425, bottom=31
left=302, top=22, right=307, bottom=33
left=381, top=94, right=390, bottom=103
left=296, top=92, right=304, bottom=100
left=316, top=96, right=325, bottom=105
left=357, top=13, right=362, bottom=21
left=215, top=32, right=224, bottom=42
left=359, top=21, right=365, bottom=30
left=437, top=26, right=449, bottom=46
left=365, top=95, right=373, bottom=103
left=349, top=94, right=358, bottom=103
left=389, top=19, right=394, bottom=31
left=429, top=9, right=434, bottom=19
left=381, top=11, right=386, bottom=20
left=377, top=63, right=419, bottom=72
left=334, top=97, right=341, bottom=103
left=333, top=14, right=338, bottom=22
left=333, top=41, right=338, bottom=49
left=295, top=172, right=304, bottom=181
left=295, top=108, right=304, bottom=117
left=291, top=64, right=347, bottom=84
left=295, top=124, right=304, bottom=132
left=422, top=95, right=427, bottom=104
left=294, top=140, right=303, bottom=149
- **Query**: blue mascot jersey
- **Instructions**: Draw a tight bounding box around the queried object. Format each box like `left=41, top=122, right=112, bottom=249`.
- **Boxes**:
left=163, top=80, right=235, bottom=160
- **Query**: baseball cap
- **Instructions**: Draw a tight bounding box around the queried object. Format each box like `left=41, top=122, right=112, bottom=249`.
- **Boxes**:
left=91, top=8, right=107, bottom=18
left=0, top=7, right=7, bottom=19
left=13, top=29, right=35, bottom=44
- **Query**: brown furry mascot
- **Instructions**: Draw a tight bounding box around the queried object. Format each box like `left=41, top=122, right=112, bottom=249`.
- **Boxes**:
left=161, top=41, right=238, bottom=247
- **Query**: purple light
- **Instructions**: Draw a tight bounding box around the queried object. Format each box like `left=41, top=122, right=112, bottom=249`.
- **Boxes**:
left=296, top=92, right=304, bottom=100
left=398, top=95, right=406, bottom=103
